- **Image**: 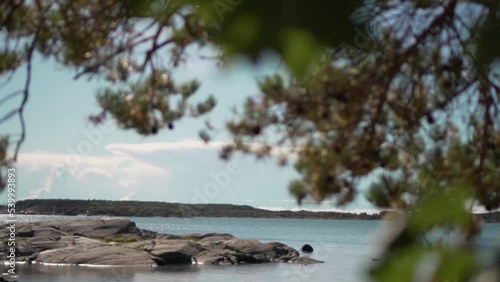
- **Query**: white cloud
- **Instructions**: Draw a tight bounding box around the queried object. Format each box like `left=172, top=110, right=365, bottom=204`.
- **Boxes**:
left=16, top=139, right=293, bottom=201
left=105, top=139, right=295, bottom=156
left=27, top=166, right=59, bottom=199
left=105, top=139, right=227, bottom=155
left=120, top=192, right=136, bottom=201
left=17, top=148, right=170, bottom=199
left=77, top=167, right=113, bottom=179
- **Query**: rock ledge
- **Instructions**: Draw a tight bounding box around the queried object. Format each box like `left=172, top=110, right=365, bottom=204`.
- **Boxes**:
left=0, top=218, right=324, bottom=266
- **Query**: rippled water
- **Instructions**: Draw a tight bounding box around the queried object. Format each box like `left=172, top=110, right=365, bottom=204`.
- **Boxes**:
left=1, top=215, right=499, bottom=282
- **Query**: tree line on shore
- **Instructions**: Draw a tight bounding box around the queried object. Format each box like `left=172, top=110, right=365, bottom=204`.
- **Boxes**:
left=2, top=199, right=499, bottom=222
left=2, top=199, right=378, bottom=220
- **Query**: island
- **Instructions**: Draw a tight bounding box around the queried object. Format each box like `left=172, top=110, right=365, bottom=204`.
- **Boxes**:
left=2, top=199, right=500, bottom=222
left=3, top=199, right=380, bottom=220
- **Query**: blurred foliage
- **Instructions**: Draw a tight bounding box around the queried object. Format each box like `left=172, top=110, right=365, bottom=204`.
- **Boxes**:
left=203, top=0, right=364, bottom=76
left=93, top=68, right=216, bottom=135
left=1, top=0, right=500, bottom=281
left=372, top=246, right=478, bottom=282
left=207, top=1, right=500, bottom=281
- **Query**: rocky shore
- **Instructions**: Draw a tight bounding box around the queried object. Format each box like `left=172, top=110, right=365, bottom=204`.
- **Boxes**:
left=0, top=218, right=323, bottom=266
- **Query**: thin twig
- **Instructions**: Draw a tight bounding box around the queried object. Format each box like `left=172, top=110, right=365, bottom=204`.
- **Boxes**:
left=0, top=90, right=22, bottom=107
left=0, top=109, right=17, bottom=124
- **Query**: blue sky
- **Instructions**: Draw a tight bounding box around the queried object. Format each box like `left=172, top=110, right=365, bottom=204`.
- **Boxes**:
left=1, top=49, right=376, bottom=213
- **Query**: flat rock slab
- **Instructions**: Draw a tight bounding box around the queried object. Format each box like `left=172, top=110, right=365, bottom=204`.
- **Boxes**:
left=0, top=218, right=139, bottom=240
left=0, top=218, right=321, bottom=267
left=37, top=218, right=140, bottom=238
left=288, top=256, right=325, bottom=265
left=36, top=244, right=160, bottom=266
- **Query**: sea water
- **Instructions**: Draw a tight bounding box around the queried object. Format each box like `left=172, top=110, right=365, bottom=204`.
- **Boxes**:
left=2, top=215, right=499, bottom=282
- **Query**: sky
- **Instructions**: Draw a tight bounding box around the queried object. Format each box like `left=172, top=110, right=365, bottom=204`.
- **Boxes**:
left=0, top=48, right=377, bottom=213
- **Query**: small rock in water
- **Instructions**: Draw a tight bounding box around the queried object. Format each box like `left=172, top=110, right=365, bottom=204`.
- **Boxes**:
left=301, top=244, right=314, bottom=253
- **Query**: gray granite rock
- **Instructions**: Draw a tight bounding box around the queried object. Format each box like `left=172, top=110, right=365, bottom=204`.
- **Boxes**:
left=36, top=244, right=160, bottom=266
left=0, top=218, right=320, bottom=267
left=288, top=256, right=325, bottom=265
left=149, top=240, right=205, bottom=264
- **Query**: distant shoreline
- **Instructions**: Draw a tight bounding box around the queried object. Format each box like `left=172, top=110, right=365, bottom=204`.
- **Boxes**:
left=2, top=199, right=500, bottom=222
left=1, top=199, right=380, bottom=220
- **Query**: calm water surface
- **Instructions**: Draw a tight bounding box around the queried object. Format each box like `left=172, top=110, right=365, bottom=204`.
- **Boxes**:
left=1, top=215, right=499, bottom=282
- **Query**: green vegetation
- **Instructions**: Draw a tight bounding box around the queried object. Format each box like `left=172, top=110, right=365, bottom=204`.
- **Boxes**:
left=3, top=199, right=500, bottom=223
left=1, top=1, right=499, bottom=280
left=5, top=199, right=381, bottom=220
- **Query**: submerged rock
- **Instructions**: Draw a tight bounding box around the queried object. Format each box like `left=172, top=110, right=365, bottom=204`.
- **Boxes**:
left=0, top=218, right=322, bottom=267
left=288, top=256, right=325, bottom=265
